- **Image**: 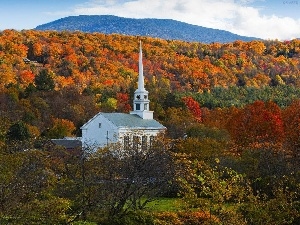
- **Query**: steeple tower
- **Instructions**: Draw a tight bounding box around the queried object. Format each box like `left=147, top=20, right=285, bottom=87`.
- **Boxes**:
left=130, top=41, right=153, bottom=119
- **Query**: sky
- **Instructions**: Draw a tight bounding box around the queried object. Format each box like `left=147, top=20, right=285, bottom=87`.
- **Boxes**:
left=0, top=0, right=300, bottom=40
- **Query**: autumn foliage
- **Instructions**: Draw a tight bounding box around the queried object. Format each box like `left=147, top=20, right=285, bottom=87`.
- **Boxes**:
left=226, top=101, right=284, bottom=151
left=0, top=30, right=299, bottom=93
left=116, top=92, right=132, bottom=112
left=0, top=29, right=300, bottom=152
left=0, top=28, right=300, bottom=225
left=282, top=100, right=300, bottom=157
left=182, top=96, right=202, bottom=122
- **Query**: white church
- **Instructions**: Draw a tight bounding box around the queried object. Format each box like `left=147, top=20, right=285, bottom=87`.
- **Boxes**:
left=80, top=42, right=166, bottom=151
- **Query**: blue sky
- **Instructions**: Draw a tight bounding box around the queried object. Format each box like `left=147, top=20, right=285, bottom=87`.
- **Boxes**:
left=1, top=0, right=299, bottom=40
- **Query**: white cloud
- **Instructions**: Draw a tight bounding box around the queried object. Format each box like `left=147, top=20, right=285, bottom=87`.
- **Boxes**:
left=72, top=0, right=300, bottom=40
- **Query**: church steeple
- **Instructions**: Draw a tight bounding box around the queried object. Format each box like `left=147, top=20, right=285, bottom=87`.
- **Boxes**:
left=130, top=41, right=154, bottom=119
left=138, top=41, right=145, bottom=91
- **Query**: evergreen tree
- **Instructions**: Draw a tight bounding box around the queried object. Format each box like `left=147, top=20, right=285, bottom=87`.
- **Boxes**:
left=7, top=121, right=30, bottom=141
left=34, top=69, right=55, bottom=91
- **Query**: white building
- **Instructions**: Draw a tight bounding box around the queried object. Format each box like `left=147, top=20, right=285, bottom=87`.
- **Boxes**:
left=80, top=42, right=166, bottom=151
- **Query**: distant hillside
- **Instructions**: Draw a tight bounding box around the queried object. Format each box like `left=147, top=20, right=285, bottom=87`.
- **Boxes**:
left=35, top=15, right=259, bottom=43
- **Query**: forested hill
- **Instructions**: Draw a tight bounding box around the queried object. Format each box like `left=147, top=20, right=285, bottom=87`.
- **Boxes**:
left=35, top=15, right=259, bottom=43
left=1, top=29, right=300, bottom=110
left=1, top=30, right=300, bottom=224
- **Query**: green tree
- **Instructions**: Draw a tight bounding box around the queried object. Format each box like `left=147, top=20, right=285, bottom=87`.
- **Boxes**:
left=79, top=137, right=174, bottom=222
left=239, top=186, right=300, bottom=225
left=34, top=69, right=55, bottom=91
left=7, top=121, right=30, bottom=141
left=0, top=150, right=72, bottom=224
left=163, top=107, right=195, bottom=139
left=175, top=157, right=251, bottom=225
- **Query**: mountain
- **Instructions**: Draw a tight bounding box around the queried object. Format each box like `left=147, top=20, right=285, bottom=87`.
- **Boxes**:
left=35, top=15, right=259, bottom=43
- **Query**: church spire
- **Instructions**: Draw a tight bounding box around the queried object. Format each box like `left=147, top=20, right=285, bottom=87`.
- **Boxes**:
left=130, top=41, right=153, bottom=119
left=138, top=41, right=145, bottom=91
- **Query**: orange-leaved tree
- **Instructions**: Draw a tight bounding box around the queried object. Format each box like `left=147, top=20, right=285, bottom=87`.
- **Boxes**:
left=46, top=118, right=76, bottom=139
left=19, top=70, right=35, bottom=87
left=227, top=101, right=284, bottom=151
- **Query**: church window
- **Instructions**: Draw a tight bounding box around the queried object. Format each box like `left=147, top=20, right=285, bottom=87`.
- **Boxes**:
left=144, top=95, right=147, bottom=99
left=98, top=123, right=102, bottom=128
left=136, top=104, right=140, bottom=110
left=149, top=136, right=155, bottom=149
left=124, top=136, right=130, bottom=150
left=136, top=95, right=141, bottom=100
left=133, top=136, right=139, bottom=150
left=142, top=135, right=147, bottom=150
left=144, top=104, right=148, bottom=110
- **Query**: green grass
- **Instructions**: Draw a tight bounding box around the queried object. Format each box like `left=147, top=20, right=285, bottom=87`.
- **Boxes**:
left=144, top=198, right=186, bottom=212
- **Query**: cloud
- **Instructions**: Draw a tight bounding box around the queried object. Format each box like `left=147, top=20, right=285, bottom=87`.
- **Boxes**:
left=72, top=0, right=300, bottom=40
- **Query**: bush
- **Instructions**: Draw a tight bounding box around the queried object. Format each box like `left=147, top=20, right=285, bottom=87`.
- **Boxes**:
left=154, top=211, right=218, bottom=225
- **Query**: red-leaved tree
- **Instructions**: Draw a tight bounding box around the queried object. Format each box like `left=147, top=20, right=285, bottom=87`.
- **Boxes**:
left=227, top=101, right=284, bottom=151
left=116, top=92, right=132, bottom=113
left=182, top=96, right=202, bottom=122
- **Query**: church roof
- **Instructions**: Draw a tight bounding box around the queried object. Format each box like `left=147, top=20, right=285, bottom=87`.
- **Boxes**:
left=81, top=112, right=165, bottom=130
left=103, top=113, right=165, bottom=129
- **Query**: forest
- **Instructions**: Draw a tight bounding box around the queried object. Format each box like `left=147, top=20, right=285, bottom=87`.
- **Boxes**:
left=0, top=29, right=299, bottom=224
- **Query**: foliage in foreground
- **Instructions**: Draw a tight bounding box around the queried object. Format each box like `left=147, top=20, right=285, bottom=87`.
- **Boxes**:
left=1, top=138, right=299, bottom=224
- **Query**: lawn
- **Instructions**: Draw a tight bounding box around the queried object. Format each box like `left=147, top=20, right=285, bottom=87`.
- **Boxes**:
left=144, top=198, right=187, bottom=212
